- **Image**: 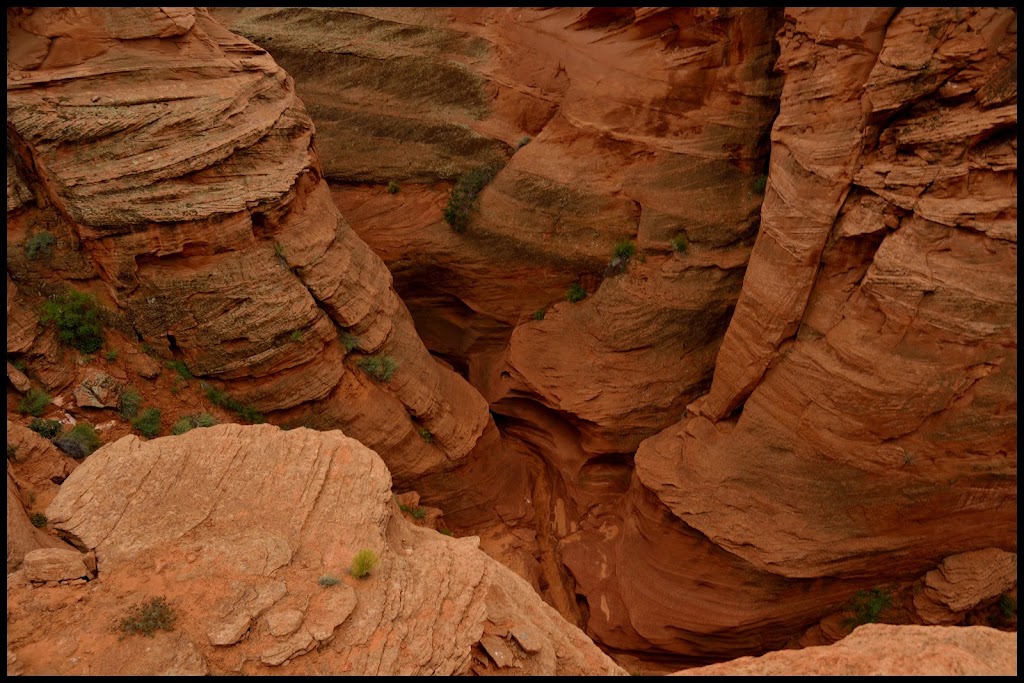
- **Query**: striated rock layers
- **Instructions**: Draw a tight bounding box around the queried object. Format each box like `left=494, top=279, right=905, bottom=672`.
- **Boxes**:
left=5, top=7, right=526, bottom=519
left=5, top=425, right=624, bottom=676
left=674, top=623, right=1017, bottom=676
left=213, top=6, right=1017, bottom=662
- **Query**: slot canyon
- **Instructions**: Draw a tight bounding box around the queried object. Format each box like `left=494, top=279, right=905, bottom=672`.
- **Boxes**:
left=5, top=7, right=1017, bottom=676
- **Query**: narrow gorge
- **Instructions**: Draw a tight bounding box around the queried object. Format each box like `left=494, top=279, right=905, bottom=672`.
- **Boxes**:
left=6, top=7, right=1017, bottom=676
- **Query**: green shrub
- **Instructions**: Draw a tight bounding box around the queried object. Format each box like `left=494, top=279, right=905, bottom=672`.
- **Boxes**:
left=30, top=513, right=48, bottom=528
left=172, top=413, right=218, bottom=435
left=18, top=388, right=51, bottom=417
left=443, top=163, right=501, bottom=233
left=132, top=408, right=162, bottom=438
left=273, top=242, right=286, bottom=260
left=289, top=329, right=304, bottom=343
left=10, top=357, right=28, bottom=372
left=318, top=575, right=341, bottom=587
left=54, top=422, right=102, bottom=460
left=532, top=308, right=545, bottom=321
left=753, top=174, right=768, bottom=193
left=418, top=427, right=433, bottom=444
left=119, top=388, right=142, bottom=419
left=29, top=418, right=62, bottom=439
left=350, top=549, right=379, bottom=578
left=26, top=231, right=56, bottom=261
left=201, top=382, right=264, bottom=424
left=399, top=503, right=427, bottom=520
left=40, top=289, right=105, bottom=353
left=358, top=356, right=398, bottom=382
left=194, top=413, right=217, bottom=428
left=119, top=597, right=176, bottom=638
left=439, top=529, right=453, bottom=537
left=845, top=588, right=892, bottom=628
left=166, top=360, right=192, bottom=380
left=340, top=331, right=359, bottom=352
left=514, top=135, right=531, bottom=151
left=613, top=240, right=637, bottom=260
left=565, top=283, right=587, bottom=303
left=104, top=349, right=118, bottom=362
left=670, top=233, right=689, bottom=253
left=386, top=181, right=400, bottom=194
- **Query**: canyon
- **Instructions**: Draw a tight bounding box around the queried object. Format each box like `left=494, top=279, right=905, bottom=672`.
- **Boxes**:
left=6, top=6, right=1017, bottom=675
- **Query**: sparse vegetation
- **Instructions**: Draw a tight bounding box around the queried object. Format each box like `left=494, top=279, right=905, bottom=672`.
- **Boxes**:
left=340, top=331, right=359, bottom=352
left=26, top=231, right=56, bottom=261
left=105, top=349, right=118, bottom=362
left=18, top=388, right=51, bottom=417
left=318, top=575, right=341, bottom=587
left=514, top=135, right=531, bottom=151
left=845, top=588, right=892, bottom=628
left=201, top=382, right=264, bottom=424
left=119, top=597, right=176, bottom=638
left=531, top=308, right=545, bottom=321
left=357, top=355, right=398, bottom=383
left=753, top=174, right=768, bottom=193
left=289, top=329, right=304, bottom=343
left=40, top=289, right=105, bottom=353
left=166, top=359, right=192, bottom=380
left=7, top=443, right=17, bottom=462
left=172, top=413, right=217, bottom=435
left=273, top=241, right=286, bottom=261
left=439, top=529, right=453, bottom=537
left=29, top=418, right=62, bottom=439
left=30, top=513, right=48, bottom=528
left=565, top=283, right=587, bottom=303
left=54, top=422, right=102, bottom=460
left=606, top=240, right=637, bottom=276
left=670, top=233, right=689, bottom=253
left=350, top=549, right=379, bottom=578
left=418, top=427, right=433, bottom=444
left=132, top=408, right=162, bottom=438
left=443, top=163, right=501, bottom=233
left=10, top=357, right=28, bottom=372
left=119, top=388, right=142, bottom=419
left=399, top=503, right=428, bottom=520
left=386, top=181, right=400, bottom=194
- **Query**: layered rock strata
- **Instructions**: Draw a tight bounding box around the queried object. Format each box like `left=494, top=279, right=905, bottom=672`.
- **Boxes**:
left=6, top=425, right=624, bottom=676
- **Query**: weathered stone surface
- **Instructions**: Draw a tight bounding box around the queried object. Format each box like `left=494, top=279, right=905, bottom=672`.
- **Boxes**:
left=914, top=549, right=1018, bottom=625
left=674, top=624, right=1017, bottom=676
left=6, top=5, right=495, bottom=501
left=7, top=426, right=623, bottom=676
left=72, top=368, right=121, bottom=408
left=23, top=548, right=90, bottom=582
left=6, top=363, right=32, bottom=393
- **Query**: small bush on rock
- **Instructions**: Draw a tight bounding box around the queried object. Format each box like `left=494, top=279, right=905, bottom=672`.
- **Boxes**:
left=358, top=356, right=398, bottom=383
left=26, top=231, right=57, bottom=261
left=132, top=408, right=162, bottom=438
left=120, top=596, right=176, bottom=638
left=119, top=388, right=142, bottom=419
left=350, top=549, right=379, bottom=579
left=18, top=388, right=51, bottom=417
left=40, top=289, right=105, bottom=353
left=29, top=418, right=62, bottom=439
left=565, top=283, right=587, bottom=303
left=54, top=423, right=102, bottom=460
left=318, top=575, right=340, bottom=587
left=30, top=513, right=48, bottom=528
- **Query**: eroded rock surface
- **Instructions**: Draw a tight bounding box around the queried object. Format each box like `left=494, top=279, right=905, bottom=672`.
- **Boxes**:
left=6, top=425, right=623, bottom=676
left=674, top=624, right=1017, bottom=676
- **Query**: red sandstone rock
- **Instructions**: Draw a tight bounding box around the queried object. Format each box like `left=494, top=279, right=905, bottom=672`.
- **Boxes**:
left=673, top=624, right=1017, bottom=676
left=7, top=425, right=624, bottom=676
